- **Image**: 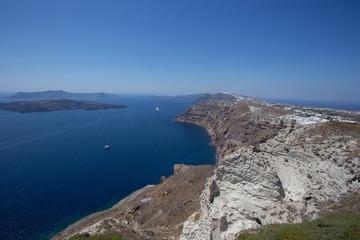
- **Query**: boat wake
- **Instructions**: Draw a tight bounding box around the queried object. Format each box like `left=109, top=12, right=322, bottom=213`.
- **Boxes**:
left=0, top=120, right=101, bottom=151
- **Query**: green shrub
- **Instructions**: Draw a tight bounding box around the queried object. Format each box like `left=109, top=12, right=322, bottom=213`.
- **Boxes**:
left=238, top=213, right=360, bottom=240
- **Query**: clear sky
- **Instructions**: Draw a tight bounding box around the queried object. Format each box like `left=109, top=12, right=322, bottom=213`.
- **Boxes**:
left=0, top=0, right=359, bottom=102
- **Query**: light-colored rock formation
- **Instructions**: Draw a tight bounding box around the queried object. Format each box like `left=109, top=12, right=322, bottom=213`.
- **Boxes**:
left=55, top=94, right=360, bottom=240
left=175, top=102, right=288, bottom=160
left=178, top=102, right=360, bottom=240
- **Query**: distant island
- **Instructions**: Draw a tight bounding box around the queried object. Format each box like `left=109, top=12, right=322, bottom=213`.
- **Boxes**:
left=0, top=99, right=127, bottom=113
left=153, top=92, right=257, bottom=104
left=153, top=93, right=208, bottom=101
left=9, top=90, right=117, bottom=98
left=54, top=92, right=360, bottom=240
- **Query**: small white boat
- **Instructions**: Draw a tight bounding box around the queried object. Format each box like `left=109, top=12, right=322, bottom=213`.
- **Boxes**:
left=104, top=145, right=110, bottom=150
left=156, top=107, right=159, bottom=111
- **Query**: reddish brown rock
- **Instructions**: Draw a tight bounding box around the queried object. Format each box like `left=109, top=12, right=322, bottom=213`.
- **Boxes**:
left=159, top=176, right=166, bottom=184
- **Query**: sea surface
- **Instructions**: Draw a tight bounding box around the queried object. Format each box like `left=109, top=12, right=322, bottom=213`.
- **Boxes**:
left=1, top=94, right=358, bottom=240
left=0, top=94, right=216, bottom=240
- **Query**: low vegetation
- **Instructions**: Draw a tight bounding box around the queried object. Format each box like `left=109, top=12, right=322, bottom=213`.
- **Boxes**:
left=69, top=232, right=128, bottom=240
left=238, top=193, right=360, bottom=240
left=238, top=213, right=360, bottom=240
left=328, top=122, right=360, bottom=134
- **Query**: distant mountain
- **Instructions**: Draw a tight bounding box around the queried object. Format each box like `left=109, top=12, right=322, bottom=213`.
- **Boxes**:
left=0, top=99, right=126, bottom=113
left=156, top=92, right=259, bottom=104
left=193, top=92, right=238, bottom=104
left=8, top=90, right=117, bottom=98
left=153, top=93, right=209, bottom=100
left=194, top=92, right=261, bottom=104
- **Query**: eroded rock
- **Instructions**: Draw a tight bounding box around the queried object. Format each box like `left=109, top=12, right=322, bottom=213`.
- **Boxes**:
left=179, top=101, right=360, bottom=240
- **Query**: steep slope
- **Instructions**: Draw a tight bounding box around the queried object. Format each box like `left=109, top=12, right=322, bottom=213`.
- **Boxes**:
left=54, top=94, right=360, bottom=240
left=176, top=101, right=360, bottom=240
left=194, top=93, right=260, bottom=105
left=53, top=164, right=214, bottom=240
left=175, top=101, right=288, bottom=159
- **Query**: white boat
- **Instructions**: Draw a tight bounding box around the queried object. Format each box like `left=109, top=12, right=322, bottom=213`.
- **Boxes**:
left=156, top=107, right=159, bottom=111
left=104, top=145, right=110, bottom=150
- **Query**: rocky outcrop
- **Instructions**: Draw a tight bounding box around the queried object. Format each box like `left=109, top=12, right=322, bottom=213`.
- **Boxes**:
left=177, top=101, right=360, bottom=240
left=194, top=93, right=239, bottom=104
left=54, top=94, right=360, bottom=240
left=52, top=164, right=214, bottom=240
left=175, top=101, right=288, bottom=159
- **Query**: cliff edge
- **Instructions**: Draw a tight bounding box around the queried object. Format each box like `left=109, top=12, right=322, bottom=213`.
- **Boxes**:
left=55, top=93, right=360, bottom=240
left=176, top=99, right=360, bottom=240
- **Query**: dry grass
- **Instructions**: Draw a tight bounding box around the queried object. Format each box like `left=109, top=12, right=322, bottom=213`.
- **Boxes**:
left=310, top=122, right=360, bottom=141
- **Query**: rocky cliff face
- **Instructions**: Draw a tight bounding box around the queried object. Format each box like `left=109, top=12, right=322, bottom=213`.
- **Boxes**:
left=55, top=96, right=360, bottom=240
left=175, top=101, right=288, bottom=159
left=176, top=101, right=360, bottom=240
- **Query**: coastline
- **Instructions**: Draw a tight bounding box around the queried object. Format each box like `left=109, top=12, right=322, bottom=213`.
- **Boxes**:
left=202, top=125, right=221, bottom=167
left=52, top=185, right=156, bottom=240
left=0, top=99, right=126, bottom=113
left=53, top=117, right=219, bottom=239
left=177, top=101, right=360, bottom=240
left=51, top=98, right=360, bottom=240
left=175, top=117, right=222, bottom=167
left=53, top=164, right=215, bottom=240
left=52, top=122, right=219, bottom=239
left=0, top=94, right=220, bottom=240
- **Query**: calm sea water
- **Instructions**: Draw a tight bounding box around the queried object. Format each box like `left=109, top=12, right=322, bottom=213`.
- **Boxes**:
left=0, top=94, right=216, bottom=240
left=1, top=94, right=358, bottom=240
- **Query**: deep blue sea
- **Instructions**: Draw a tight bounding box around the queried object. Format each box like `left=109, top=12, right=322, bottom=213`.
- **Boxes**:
left=1, top=94, right=358, bottom=240
left=0, top=94, right=216, bottom=240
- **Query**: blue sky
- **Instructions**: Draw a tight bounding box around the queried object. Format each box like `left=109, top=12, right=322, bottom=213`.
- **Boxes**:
left=0, top=0, right=359, bottom=102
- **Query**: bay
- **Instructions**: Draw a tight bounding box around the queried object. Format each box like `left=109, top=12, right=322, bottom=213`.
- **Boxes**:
left=0, top=94, right=216, bottom=240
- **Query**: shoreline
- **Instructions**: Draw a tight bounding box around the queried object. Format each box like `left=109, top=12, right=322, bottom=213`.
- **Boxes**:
left=175, top=118, right=221, bottom=167
left=52, top=164, right=215, bottom=240
left=54, top=96, right=360, bottom=240
left=54, top=112, right=219, bottom=239
left=52, top=184, right=156, bottom=239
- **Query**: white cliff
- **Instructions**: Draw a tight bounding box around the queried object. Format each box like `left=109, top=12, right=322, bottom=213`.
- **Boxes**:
left=55, top=95, right=360, bottom=240
left=180, top=107, right=360, bottom=240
